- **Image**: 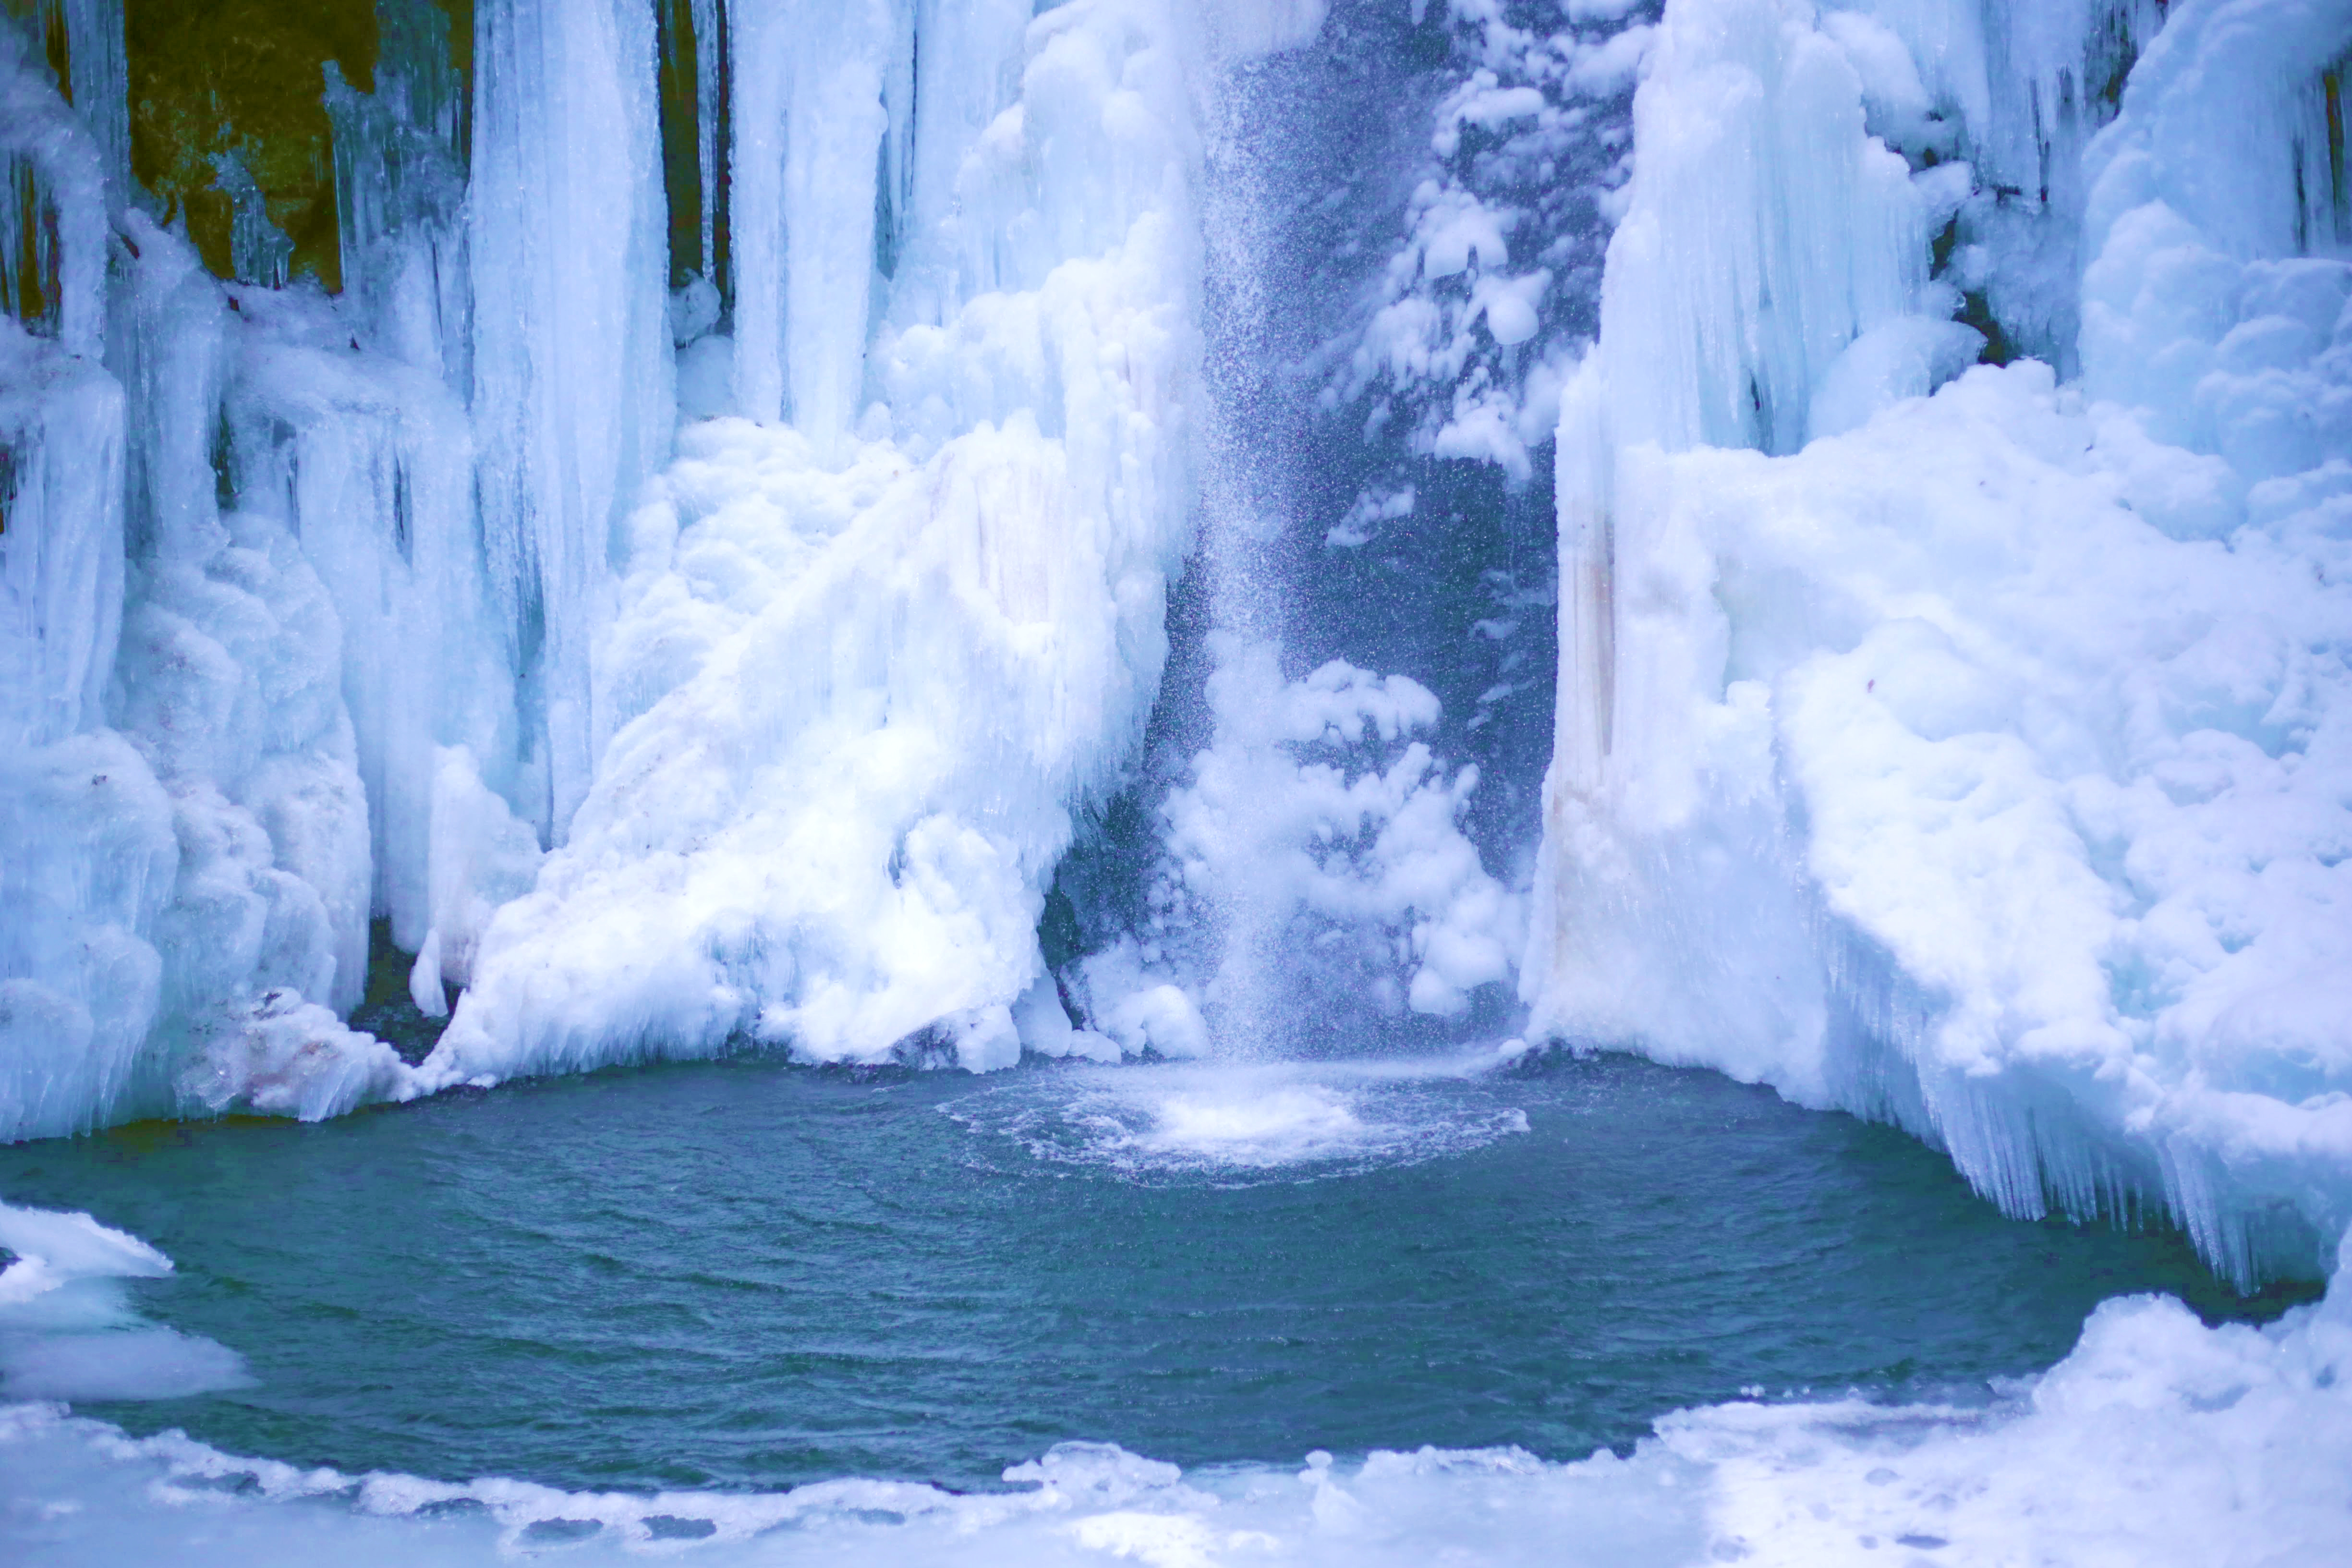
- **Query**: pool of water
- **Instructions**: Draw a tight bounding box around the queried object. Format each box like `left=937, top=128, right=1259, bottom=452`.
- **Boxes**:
left=0, top=1048, right=2291, bottom=1495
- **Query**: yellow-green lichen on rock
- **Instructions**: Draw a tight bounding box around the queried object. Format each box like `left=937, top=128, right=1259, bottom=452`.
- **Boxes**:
left=125, top=0, right=380, bottom=287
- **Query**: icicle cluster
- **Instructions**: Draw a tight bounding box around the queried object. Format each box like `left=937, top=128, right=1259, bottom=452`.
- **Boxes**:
left=0, top=0, right=1334, bottom=1139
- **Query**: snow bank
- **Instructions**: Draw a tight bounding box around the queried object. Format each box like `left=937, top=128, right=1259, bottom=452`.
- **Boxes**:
left=1530, top=0, right=2352, bottom=1285
left=6, top=1240, right=2349, bottom=1563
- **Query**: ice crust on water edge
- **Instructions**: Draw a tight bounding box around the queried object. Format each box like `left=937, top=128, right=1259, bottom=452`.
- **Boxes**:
left=0, top=1199, right=248, bottom=1406
left=2, top=1188, right=2349, bottom=1563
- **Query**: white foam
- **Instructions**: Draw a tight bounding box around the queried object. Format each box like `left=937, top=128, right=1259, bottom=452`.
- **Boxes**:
left=947, top=1058, right=1531, bottom=1182
left=1105, top=637, right=1524, bottom=1050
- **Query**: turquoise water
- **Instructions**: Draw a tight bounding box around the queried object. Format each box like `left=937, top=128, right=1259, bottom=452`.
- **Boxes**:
left=0, top=1050, right=2296, bottom=1495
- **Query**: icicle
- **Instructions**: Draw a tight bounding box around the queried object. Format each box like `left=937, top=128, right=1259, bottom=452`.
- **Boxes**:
left=873, top=0, right=1030, bottom=330
left=1551, top=358, right=1613, bottom=800
left=0, top=322, right=125, bottom=753
left=41, top=0, right=127, bottom=196
left=728, top=0, right=894, bottom=450
left=0, top=22, right=108, bottom=357
left=470, top=0, right=675, bottom=841
left=691, top=0, right=723, bottom=286
left=222, top=305, right=518, bottom=957
left=209, top=150, right=291, bottom=290
left=1596, top=0, right=1928, bottom=455
left=326, top=1, right=473, bottom=389
left=0, top=34, right=124, bottom=743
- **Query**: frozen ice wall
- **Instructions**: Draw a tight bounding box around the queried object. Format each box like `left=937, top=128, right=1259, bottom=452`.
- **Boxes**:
left=0, top=28, right=158, bottom=1144
left=3, top=0, right=1339, bottom=1132
left=105, top=212, right=416, bottom=1116
left=221, top=287, right=518, bottom=964
left=1530, top=0, right=2352, bottom=1286
left=0, top=12, right=478, bottom=1139
left=419, top=0, right=1329, bottom=1089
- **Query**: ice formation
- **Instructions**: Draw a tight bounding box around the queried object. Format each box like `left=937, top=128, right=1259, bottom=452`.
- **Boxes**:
left=2, top=0, right=2352, bottom=1555
left=0, top=1199, right=248, bottom=1404
left=0, top=0, right=2338, bottom=1337
left=471, top=0, right=675, bottom=842
left=424, top=0, right=1329, bottom=1089
left=0, top=0, right=1335, bottom=1134
left=1529, top=0, right=2352, bottom=1288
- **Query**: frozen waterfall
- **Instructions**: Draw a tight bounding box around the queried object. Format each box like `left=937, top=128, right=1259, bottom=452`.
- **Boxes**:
left=0, top=0, right=1335, bottom=1136
left=5, top=0, right=2352, bottom=1559
left=0, top=0, right=2348, bottom=1324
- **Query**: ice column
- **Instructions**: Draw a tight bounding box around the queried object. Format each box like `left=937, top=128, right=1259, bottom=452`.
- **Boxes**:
left=39, top=0, right=126, bottom=194
left=695, top=0, right=723, bottom=276
left=868, top=0, right=1030, bottom=327
left=2, top=24, right=118, bottom=747
left=728, top=0, right=896, bottom=450
left=326, top=0, right=473, bottom=389
left=1597, top=0, right=1928, bottom=455
left=470, top=0, right=675, bottom=841
left=0, top=332, right=123, bottom=752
